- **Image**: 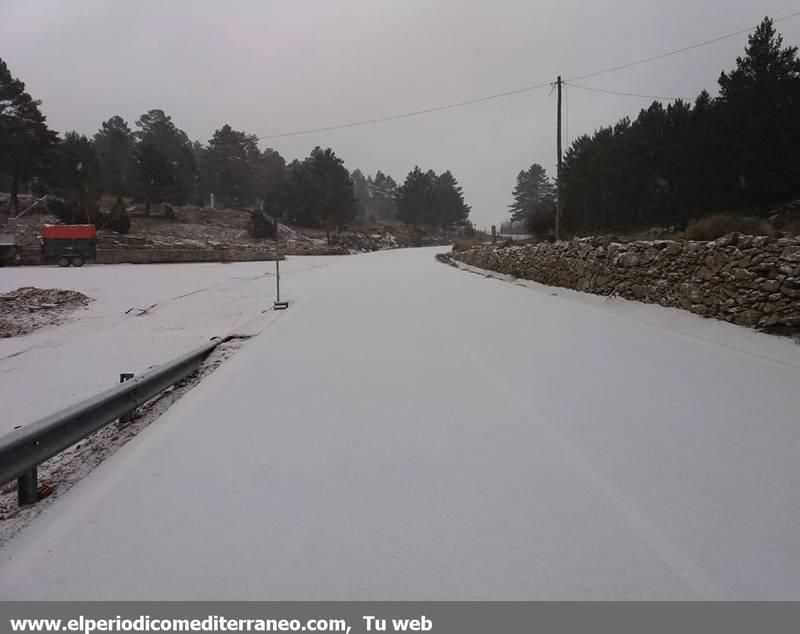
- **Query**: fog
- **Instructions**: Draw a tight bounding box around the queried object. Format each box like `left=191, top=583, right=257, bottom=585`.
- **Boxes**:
left=2, top=0, right=798, bottom=227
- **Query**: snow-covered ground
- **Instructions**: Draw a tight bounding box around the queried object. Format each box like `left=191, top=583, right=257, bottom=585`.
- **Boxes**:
left=0, top=258, right=333, bottom=435
left=2, top=247, right=800, bottom=599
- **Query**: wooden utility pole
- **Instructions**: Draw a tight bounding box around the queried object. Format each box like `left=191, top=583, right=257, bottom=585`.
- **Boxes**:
left=555, top=75, right=563, bottom=242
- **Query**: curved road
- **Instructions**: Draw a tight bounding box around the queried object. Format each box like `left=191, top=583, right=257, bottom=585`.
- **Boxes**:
left=2, top=247, right=800, bottom=599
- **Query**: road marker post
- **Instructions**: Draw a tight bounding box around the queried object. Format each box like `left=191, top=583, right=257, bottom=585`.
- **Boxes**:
left=273, top=217, right=289, bottom=310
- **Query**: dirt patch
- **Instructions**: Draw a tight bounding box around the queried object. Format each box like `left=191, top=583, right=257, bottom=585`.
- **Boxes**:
left=0, top=287, right=91, bottom=338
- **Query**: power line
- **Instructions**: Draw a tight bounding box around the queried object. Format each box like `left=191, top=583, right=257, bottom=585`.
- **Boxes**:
left=258, top=81, right=553, bottom=140
left=258, top=10, right=800, bottom=140
left=566, top=82, right=694, bottom=101
left=566, top=9, right=800, bottom=83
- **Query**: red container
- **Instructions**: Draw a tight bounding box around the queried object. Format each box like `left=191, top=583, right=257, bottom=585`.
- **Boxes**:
left=41, top=224, right=97, bottom=240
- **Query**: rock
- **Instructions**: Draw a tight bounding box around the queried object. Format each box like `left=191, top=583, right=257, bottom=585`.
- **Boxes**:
left=734, top=309, right=762, bottom=327
left=759, top=314, right=782, bottom=327
left=698, top=266, right=715, bottom=281
left=640, top=248, right=658, bottom=265
left=450, top=235, right=800, bottom=336
left=781, top=246, right=800, bottom=262
left=615, top=252, right=640, bottom=268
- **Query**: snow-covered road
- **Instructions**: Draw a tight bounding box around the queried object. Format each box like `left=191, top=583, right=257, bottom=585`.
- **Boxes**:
left=2, top=247, right=800, bottom=599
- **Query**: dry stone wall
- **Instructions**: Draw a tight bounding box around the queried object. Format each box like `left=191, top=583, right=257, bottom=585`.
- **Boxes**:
left=450, top=234, right=800, bottom=334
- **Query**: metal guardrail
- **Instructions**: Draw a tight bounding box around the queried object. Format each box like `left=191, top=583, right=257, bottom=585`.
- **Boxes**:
left=0, top=336, right=229, bottom=506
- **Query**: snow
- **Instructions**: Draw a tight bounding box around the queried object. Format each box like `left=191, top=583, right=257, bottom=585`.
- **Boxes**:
left=0, top=258, right=332, bottom=435
left=2, top=247, right=800, bottom=599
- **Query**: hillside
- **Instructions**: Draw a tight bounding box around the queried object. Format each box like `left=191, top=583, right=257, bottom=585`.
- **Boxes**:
left=0, top=196, right=451, bottom=264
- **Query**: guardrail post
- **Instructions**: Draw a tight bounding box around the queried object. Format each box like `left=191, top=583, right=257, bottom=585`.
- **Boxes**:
left=18, top=467, right=38, bottom=506
left=119, top=373, right=135, bottom=425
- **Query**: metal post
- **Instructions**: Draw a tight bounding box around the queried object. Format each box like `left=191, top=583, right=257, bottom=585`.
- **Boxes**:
left=273, top=217, right=289, bottom=310
left=276, top=237, right=281, bottom=303
left=119, top=373, right=135, bottom=425
left=18, top=467, right=38, bottom=506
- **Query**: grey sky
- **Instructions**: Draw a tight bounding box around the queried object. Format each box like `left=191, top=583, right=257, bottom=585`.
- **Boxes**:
left=2, top=0, right=799, bottom=228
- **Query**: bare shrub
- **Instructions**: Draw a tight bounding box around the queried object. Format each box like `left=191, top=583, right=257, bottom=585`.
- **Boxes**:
left=452, top=239, right=482, bottom=252
left=686, top=214, right=775, bottom=241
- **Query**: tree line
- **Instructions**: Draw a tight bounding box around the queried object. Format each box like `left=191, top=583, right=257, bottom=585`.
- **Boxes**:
left=0, top=59, right=472, bottom=236
left=510, top=17, right=800, bottom=238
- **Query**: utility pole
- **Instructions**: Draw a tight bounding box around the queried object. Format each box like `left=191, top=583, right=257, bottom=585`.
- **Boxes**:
left=555, top=75, right=563, bottom=242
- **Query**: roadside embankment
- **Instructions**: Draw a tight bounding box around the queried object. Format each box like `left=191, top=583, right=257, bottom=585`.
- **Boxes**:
left=446, top=234, right=800, bottom=334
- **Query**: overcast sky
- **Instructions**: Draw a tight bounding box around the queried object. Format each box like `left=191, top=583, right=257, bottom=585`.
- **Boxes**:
left=2, top=0, right=799, bottom=227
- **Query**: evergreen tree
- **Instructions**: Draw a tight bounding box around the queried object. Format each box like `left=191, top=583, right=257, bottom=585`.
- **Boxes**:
left=94, top=116, right=135, bottom=197
left=277, top=148, right=357, bottom=241
left=308, top=147, right=358, bottom=241
left=557, top=17, right=800, bottom=236
left=396, top=166, right=435, bottom=228
left=202, top=124, right=261, bottom=207
left=368, top=171, right=398, bottom=221
left=134, top=142, right=174, bottom=214
left=258, top=148, right=288, bottom=217
left=509, top=164, right=555, bottom=223
left=278, top=159, right=315, bottom=226
left=44, top=131, right=103, bottom=223
left=432, top=171, right=471, bottom=234
left=718, top=17, right=800, bottom=206
left=133, top=109, right=196, bottom=206
left=0, top=58, right=57, bottom=211
left=350, top=168, right=371, bottom=221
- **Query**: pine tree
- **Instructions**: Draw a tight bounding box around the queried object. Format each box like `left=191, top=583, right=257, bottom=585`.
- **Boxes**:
left=369, top=171, right=398, bottom=221
left=94, top=116, right=135, bottom=197
left=133, top=109, right=196, bottom=206
left=40, top=132, right=103, bottom=224
left=0, top=57, right=57, bottom=211
left=134, top=143, right=174, bottom=215
left=396, top=166, right=434, bottom=228
left=718, top=17, right=800, bottom=206
left=202, top=124, right=261, bottom=207
left=432, top=171, right=471, bottom=234
left=257, top=148, right=287, bottom=217
left=509, top=164, right=555, bottom=224
left=308, top=147, right=357, bottom=241
left=277, top=148, right=356, bottom=241
left=350, top=169, right=371, bottom=222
